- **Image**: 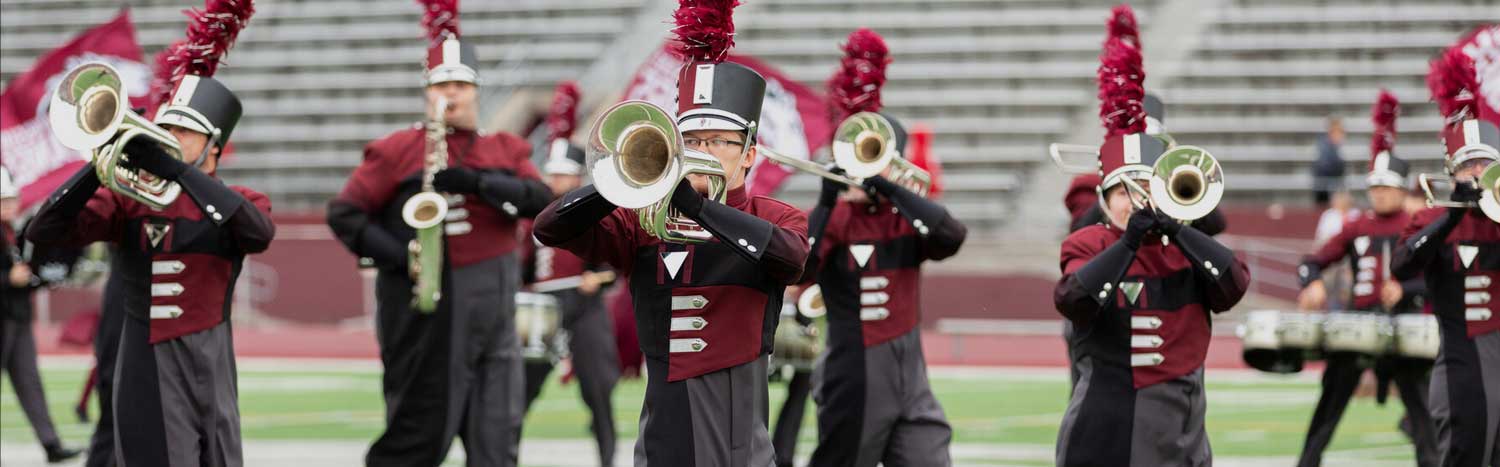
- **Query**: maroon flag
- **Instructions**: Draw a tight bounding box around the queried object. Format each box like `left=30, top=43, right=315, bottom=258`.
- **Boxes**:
left=621, top=43, right=832, bottom=197
left=0, top=11, right=147, bottom=210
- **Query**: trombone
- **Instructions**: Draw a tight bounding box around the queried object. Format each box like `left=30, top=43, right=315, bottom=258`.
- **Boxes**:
left=1417, top=164, right=1500, bottom=222
left=1118, top=145, right=1224, bottom=222
left=586, top=100, right=725, bottom=243
left=760, top=112, right=931, bottom=197
left=48, top=62, right=184, bottom=209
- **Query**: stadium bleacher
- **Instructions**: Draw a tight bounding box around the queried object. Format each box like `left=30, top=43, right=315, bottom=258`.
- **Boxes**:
left=2, top=0, right=1494, bottom=228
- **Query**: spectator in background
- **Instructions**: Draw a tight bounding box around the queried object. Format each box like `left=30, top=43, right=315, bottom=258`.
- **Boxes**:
left=1312, top=117, right=1347, bottom=207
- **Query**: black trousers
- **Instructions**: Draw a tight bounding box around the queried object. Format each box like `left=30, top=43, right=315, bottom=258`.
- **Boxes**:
left=771, top=370, right=813, bottom=467
left=1297, top=353, right=1440, bottom=467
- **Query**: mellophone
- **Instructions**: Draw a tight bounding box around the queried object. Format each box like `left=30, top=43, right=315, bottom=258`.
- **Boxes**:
left=1238, top=309, right=1440, bottom=373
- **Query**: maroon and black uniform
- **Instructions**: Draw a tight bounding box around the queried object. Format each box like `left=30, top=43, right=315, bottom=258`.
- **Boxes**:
left=517, top=219, right=620, bottom=466
left=28, top=162, right=274, bottom=466
left=1395, top=206, right=1500, bottom=466
left=1296, top=209, right=1438, bottom=467
left=326, top=125, right=551, bottom=466
left=1053, top=221, right=1248, bottom=467
left=804, top=176, right=966, bottom=467
left=534, top=183, right=808, bottom=467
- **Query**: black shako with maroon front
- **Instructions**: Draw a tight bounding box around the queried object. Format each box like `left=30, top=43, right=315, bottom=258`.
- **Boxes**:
left=532, top=182, right=808, bottom=466
left=1052, top=221, right=1249, bottom=466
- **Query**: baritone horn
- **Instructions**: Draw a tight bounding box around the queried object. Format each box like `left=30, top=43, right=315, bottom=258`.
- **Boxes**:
left=761, top=112, right=931, bottom=196
left=1119, top=145, right=1224, bottom=221
left=586, top=100, right=726, bottom=243
left=48, top=62, right=183, bottom=209
left=1418, top=164, right=1500, bottom=222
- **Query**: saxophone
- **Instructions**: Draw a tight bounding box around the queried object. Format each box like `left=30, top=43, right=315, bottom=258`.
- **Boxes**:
left=400, top=97, right=449, bottom=313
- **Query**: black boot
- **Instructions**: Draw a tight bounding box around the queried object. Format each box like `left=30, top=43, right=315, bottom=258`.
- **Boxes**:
left=45, top=443, right=83, bottom=463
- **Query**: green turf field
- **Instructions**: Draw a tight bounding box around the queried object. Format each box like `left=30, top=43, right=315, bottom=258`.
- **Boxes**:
left=1, top=361, right=1421, bottom=464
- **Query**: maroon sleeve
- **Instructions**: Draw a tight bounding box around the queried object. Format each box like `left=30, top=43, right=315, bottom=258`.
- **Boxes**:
left=1053, top=229, right=1110, bottom=323
left=533, top=191, right=640, bottom=273
left=335, top=138, right=403, bottom=212
left=1305, top=219, right=1355, bottom=270
left=228, top=187, right=275, bottom=254
left=763, top=203, right=810, bottom=286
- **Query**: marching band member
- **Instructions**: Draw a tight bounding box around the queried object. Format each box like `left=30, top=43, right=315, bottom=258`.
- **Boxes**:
left=1052, top=7, right=1249, bottom=464
left=2, top=167, right=83, bottom=463
left=1294, top=90, right=1437, bottom=467
left=803, top=28, right=967, bottom=467
left=518, top=81, right=620, bottom=467
left=1393, top=26, right=1500, bottom=467
left=325, top=1, right=551, bottom=464
left=533, top=1, right=810, bottom=464
left=27, top=1, right=270, bottom=464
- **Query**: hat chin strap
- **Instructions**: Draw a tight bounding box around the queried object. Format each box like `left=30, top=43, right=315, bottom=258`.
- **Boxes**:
left=192, top=131, right=222, bottom=170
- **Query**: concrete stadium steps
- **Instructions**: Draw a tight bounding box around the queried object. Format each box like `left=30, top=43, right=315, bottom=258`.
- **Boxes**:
left=734, top=0, right=1161, bottom=229
left=0, top=0, right=650, bottom=212
left=1153, top=0, right=1494, bottom=203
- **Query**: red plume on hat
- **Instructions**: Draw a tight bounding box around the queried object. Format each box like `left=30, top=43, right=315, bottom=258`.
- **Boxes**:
left=828, top=28, right=891, bottom=123
left=672, top=0, right=739, bottom=63
left=1370, top=89, right=1399, bottom=157
left=1428, top=36, right=1478, bottom=122
left=418, top=0, right=460, bottom=43
left=1106, top=4, right=1141, bottom=50
left=150, top=0, right=255, bottom=108
left=547, top=81, right=582, bottom=142
left=1098, top=5, right=1146, bottom=138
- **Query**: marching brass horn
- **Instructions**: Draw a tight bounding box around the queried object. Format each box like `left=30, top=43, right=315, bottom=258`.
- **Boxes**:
left=1119, top=145, right=1224, bottom=221
left=797, top=284, right=826, bottom=319
left=1418, top=163, right=1500, bottom=223
left=838, top=112, right=931, bottom=197
left=586, top=100, right=726, bottom=243
left=49, top=62, right=184, bottom=209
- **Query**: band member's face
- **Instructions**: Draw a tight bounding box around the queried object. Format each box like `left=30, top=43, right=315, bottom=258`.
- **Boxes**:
left=1105, top=180, right=1148, bottom=229
left=1454, top=158, right=1494, bottom=182
left=544, top=173, right=581, bottom=197
left=427, top=81, right=479, bottom=130
left=167, top=126, right=218, bottom=173
left=1405, top=193, right=1427, bottom=214
left=682, top=129, right=756, bottom=194
left=1367, top=186, right=1405, bottom=215
left=0, top=197, right=17, bottom=222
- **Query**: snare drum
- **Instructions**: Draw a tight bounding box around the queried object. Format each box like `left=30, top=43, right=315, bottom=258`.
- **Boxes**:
left=770, top=317, right=822, bottom=374
left=1237, top=310, right=1309, bottom=373
left=1393, top=314, right=1440, bottom=359
left=1322, top=312, right=1393, bottom=356
left=515, top=292, right=563, bottom=363
left=1278, top=312, right=1325, bottom=352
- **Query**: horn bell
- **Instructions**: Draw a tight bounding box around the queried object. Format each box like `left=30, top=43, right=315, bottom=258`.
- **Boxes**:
left=1149, top=145, right=1223, bottom=221
left=587, top=101, right=683, bottom=210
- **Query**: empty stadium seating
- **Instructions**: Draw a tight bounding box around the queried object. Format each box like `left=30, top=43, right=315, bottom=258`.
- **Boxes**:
left=2, top=0, right=1494, bottom=231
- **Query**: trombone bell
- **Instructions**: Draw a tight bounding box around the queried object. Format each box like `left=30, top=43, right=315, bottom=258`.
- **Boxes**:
left=1149, top=145, right=1223, bottom=221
